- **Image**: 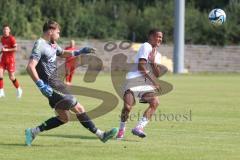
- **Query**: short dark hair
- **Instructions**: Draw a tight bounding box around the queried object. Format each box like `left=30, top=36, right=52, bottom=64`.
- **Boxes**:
left=2, top=24, right=10, bottom=29
left=148, top=28, right=161, bottom=37
left=43, top=20, right=60, bottom=32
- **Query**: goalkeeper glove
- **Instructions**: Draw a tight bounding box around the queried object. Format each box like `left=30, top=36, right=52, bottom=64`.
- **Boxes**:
left=36, top=79, right=53, bottom=97
left=72, top=47, right=96, bottom=56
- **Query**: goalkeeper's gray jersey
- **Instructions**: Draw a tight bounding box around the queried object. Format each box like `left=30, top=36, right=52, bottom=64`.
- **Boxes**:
left=30, top=38, right=63, bottom=84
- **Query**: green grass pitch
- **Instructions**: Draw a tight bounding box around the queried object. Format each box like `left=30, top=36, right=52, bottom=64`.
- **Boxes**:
left=0, top=74, right=239, bottom=160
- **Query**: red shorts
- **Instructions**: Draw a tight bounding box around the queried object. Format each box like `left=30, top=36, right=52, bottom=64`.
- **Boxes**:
left=65, top=57, right=77, bottom=74
left=0, top=55, right=15, bottom=72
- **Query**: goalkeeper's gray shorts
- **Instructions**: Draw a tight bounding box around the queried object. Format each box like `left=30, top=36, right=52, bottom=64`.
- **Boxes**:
left=48, top=90, right=78, bottom=110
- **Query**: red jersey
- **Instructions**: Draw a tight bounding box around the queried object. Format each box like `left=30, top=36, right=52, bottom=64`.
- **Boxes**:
left=65, top=46, right=76, bottom=63
left=1, top=35, right=17, bottom=58
left=0, top=35, right=17, bottom=72
left=65, top=46, right=76, bottom=51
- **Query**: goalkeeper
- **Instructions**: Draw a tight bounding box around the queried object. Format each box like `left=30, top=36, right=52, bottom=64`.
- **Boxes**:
left=25, top=20, right=118, bottom=146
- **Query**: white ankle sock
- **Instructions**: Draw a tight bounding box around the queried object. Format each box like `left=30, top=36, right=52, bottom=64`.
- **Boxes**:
left=95, top=129, right=104, bottom=139
left=119, top=122, right=126, bottom=130
left=136, top=117, right=149, bottom=129
left=0, top=89, right=5, bottom=94
left=31, top=127, right=41, bottom=137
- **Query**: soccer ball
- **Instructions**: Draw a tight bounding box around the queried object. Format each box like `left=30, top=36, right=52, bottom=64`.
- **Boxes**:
left=208, top=8, right=226, bottom=26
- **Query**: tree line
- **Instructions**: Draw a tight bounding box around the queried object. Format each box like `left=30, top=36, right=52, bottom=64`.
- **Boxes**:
left=0, top=0, right=239, bottom=45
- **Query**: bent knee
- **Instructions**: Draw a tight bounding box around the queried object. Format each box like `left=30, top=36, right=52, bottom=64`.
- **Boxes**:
left=123, top=105, right=132, bottom=113
left=150, top=98, right=160, bottom=107
left=57, top=115, right=69, bottom=123
left=9, top=75, right=15, bottom=81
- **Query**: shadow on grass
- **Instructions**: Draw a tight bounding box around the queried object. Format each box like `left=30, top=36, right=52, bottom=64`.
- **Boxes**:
left=0, top=142, right=84, bottom=148
left=0, top=143, right=44, bottom=147
left=41, top=134, right=142, bottom=142
left=0, top=143, right=26, bottom=147
left=115, top=138, right=141, bottom=142
left=40, top=134, right=143, bottom=144
left=40, top=134, right=98, bottom=140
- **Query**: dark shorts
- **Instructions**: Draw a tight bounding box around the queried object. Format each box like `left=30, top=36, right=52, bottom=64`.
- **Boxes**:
left=47, top=78, right=78, bottom=109
left=48, top=90, right=77, bottom=109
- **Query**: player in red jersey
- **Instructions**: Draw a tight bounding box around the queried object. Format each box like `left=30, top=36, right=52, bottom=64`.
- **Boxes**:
left=65, top=40, right=77, bottom=85
left=0, top=24, right=22, bottom=98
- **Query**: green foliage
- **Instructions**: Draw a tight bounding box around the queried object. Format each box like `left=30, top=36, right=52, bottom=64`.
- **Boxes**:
left=185, top=4, right=228, bottom=45
left=225, top=0, right=240, bottom=44
left=142, top=1, right=174, bottom=43
left=187, top=0, right=230, bottom=11
left=0, top=0, right=239, bottom=45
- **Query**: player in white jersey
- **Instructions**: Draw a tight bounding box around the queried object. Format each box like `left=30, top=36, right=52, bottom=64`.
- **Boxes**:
left=116, top=29, right=163, bottom=139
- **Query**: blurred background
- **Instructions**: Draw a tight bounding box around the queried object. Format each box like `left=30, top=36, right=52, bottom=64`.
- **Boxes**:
left=0, top=0, right=239, bottom=73
left=0, top=2, right=240, bottom=159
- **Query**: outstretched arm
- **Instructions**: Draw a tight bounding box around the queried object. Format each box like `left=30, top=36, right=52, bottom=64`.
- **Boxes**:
left=59, top=47, right=96, bottom=58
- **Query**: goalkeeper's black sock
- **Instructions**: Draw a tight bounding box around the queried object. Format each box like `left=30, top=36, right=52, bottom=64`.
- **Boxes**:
left=38, top=117, right=65, bottom=132
left=76, top=112, right=98, bottom=134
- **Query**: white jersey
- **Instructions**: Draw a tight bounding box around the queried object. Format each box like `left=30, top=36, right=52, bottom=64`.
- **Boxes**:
left=126, top=42, right=161, bottom=79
